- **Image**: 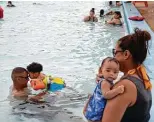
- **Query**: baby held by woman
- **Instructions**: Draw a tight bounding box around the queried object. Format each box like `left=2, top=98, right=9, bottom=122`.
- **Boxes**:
left=83, top=57, right=124, bottom=122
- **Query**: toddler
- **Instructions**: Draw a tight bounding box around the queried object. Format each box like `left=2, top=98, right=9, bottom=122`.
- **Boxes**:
left=83, top=57, right=124, bottom=121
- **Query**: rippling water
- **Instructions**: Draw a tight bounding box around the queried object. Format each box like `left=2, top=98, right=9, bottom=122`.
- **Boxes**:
left=0, top=1, right=153, bottom=122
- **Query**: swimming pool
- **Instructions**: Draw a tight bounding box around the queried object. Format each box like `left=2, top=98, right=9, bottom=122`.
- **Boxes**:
left=0, top=1, right=153, bottom=122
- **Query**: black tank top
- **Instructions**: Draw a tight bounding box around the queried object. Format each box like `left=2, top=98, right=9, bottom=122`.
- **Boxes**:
left=121, top=75, right=152, bottom=122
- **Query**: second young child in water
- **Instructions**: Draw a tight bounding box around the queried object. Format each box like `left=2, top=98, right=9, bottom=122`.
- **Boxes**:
left=27, top=62, right=48, bottom=90
left=27, top=62, right=65, bottom=91
left=27, top=62, right=46, bottom=80
left=83, top=57, right=124, bottom=122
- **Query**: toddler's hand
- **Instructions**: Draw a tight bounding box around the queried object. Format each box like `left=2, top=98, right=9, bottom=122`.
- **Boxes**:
left=96, top=76, right=100, bottom=83
left=88, top=93, right=92, bottom=99
left=96, top=74, right=103, bottom=83
left=49, top=76, right=53, bottom=81
left=117, top=85, right=124, bottom=94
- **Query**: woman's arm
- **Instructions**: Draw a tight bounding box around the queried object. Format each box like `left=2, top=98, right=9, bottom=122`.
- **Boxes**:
left=107, top=19, right=122, bottom=25
left=105, top=11, right=114, bottom=15
left=102, top=79, right=137, bottom=122
left=107, top=19, right=116, bottom=24
left=84, top=16, right=89, bottom=22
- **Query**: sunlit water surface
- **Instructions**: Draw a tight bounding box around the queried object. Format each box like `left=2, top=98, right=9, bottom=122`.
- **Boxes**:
left=0, top=1, right=154, bottom=122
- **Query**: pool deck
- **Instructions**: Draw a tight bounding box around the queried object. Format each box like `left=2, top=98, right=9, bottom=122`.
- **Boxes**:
left=122, top=1, right=154, bottom=79
left=135, top=1, right=154, bottom=32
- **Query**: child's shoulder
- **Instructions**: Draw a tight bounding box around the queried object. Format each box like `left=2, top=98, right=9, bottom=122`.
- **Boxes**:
left=38, top=73, right=46, bottom=80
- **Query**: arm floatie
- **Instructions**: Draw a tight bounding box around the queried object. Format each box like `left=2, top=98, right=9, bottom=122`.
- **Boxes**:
left=43, top=76, right=65, bottom=92
left=30, top=79, right=46, bottom=90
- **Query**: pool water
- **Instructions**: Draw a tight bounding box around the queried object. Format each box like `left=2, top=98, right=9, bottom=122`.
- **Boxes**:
left=0, top=1, right=153, bottom=122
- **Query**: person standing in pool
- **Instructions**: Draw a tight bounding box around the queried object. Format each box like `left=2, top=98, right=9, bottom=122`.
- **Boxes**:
left=84, top=8, right=98, bottom=22
left=100, top=9, right=104, bottom=17
left=7, top=1, right=15, bottom=7
left=101, top=28, right=152, bottom=122
left=106, top=11, right=122, bottom=25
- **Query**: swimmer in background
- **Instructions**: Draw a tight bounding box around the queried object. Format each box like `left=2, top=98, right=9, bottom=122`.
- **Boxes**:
left=33, top=3, right=42, bottom=5
left=100, top=9, right=104, bottom=17
left=84, top=8, right=98, bottom=22
left=7, top=1, right=15, bottom=7
left=109, top=1, right=121, bottom=7
left=106, top=11, right=122, bottom=25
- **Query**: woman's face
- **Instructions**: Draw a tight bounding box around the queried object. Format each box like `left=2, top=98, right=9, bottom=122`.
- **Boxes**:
left=114, top=13, right=120, bottom=19
left=90, top=11, right=94, bottom=16
left=113, top=44, right=125, bottom=72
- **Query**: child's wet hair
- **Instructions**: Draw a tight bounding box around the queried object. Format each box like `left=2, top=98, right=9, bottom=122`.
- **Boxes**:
left=27, top=62, right=43, bottom=73
left=98, top=57, right=119, bottom=74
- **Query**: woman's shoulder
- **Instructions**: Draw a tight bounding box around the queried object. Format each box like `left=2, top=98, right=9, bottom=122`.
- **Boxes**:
left=84, top=16, right=90, bottom=21
left=114, top=78, right=137, bottom=96
left=115, top=75, right=138, bottom=88
left=114, top=75, right=137, bottom=106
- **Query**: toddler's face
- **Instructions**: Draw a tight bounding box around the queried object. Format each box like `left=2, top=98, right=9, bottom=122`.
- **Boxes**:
left=101, top=60, right=119, bottom=81
left=28, top=72, right=40, bottom=79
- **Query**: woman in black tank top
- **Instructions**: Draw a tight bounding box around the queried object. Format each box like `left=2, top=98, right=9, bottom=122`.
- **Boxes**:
left=101, top=28, right=152, bottom=122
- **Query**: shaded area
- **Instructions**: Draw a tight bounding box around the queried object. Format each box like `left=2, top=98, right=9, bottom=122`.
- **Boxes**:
left=135, top=1, right=154, bottom=31
left=0, top=1, right=125, bottom=122
left=10, top=87, right=87, bottom=122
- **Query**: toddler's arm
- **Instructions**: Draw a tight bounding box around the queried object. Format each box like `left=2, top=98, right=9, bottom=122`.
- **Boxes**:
left=96, top=74, right=103, bottom=83
left=101, top=80, right=124, bottom=99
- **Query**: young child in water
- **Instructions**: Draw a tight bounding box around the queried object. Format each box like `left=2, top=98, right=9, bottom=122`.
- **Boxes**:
left=27, top=62, right=65, bottom=91
left=83, top=57, right=124, bottom=122
left=27, top=62, right=44, bottom=78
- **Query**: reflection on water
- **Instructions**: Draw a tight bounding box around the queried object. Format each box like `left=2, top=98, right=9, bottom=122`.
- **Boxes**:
left=11, top=87, right=87, bottom=122
left=2, top=1, right=152, bottom=122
